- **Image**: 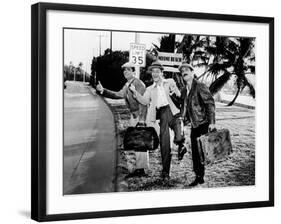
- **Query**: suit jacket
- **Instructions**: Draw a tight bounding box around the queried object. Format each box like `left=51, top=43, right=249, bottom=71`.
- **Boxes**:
left=134, top=78, right=181, bottom=122
left=180, top=79, right=215, bottom=128
left=102, top=77, right=147, bottom=121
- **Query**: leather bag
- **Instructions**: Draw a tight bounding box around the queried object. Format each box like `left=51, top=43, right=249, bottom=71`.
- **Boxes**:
left=123, top=123, right=159, bottom=152
left=197, top=129, right=233, bottom=164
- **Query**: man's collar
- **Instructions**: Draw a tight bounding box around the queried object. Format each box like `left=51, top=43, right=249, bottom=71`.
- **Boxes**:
left=152, top=78, right=168, bottom=88
left=187, top=79, right=197, bottom=97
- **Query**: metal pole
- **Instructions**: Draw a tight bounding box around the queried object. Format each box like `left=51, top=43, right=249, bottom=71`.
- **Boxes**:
left=83, top=70, right=85, bottom=83
left=135, top=33, right=140, bottom=79
left=99, top=35, right=101, bottom=56
left=110, top=31, right=112, bottom=51
left=97, top=33, right=107, bottom=56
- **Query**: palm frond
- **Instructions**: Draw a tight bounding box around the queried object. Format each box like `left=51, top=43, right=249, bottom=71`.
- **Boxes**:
left=205, top=46, right=217, bottom=55
left=208, top=62, right=229, bottom=75
left=194, top=62, right=208, bottom=68
left=193, top=50, right=206, bottom=56
left=190, top=39, right=206, bottom=50
left=192, top=55, right=209, bottom=63
left=239, top=37, right=254, bottom=58
left=226, top=39, right=239, bottom=54
left=209, top=71, right=231, bottom=95
left=152, top=43, right=160, bottom=51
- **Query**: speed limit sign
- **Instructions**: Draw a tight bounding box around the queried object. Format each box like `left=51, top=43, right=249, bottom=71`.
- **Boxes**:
left=129, top=43, right=146, bottom=67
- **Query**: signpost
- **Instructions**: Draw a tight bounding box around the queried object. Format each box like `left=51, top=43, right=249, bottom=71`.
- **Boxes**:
left=157, top=52, right=183, bottom=66
left=129, top=42, right=146, bottom=79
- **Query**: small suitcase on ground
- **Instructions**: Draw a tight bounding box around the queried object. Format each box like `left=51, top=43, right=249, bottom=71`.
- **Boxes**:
left=197, top=129, right=233, bottom=164
left=123, top=123, right=159, bottom=152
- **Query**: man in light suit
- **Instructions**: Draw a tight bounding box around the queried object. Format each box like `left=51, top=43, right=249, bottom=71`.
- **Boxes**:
left=96, top=62, right=149, bottom=178
left=130, top=61, right=186, bottom=181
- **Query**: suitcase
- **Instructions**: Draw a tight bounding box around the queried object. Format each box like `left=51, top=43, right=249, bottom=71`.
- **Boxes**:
left=197, top=129, right=233, bottom=164
left=123, top=124, right=159, bottom=152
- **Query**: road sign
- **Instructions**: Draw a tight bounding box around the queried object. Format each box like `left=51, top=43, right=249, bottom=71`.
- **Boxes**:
left=158, top=52, right=183, bottom=66
left=129, top=43, right=146, bottom=67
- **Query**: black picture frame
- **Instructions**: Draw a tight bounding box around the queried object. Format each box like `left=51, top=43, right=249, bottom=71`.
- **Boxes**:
left=31, top=2, right=274, bottom=222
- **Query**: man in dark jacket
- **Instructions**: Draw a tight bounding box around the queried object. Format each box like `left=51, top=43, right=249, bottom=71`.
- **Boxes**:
left=179, top=62, right=216, bottom=187
left=96, top=62, right=148, bottom=178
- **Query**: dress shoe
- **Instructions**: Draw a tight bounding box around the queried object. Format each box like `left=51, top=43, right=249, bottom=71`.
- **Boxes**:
left=178, top=145, right=187, bottom=161
left=188, top=176, right=204, bottom=187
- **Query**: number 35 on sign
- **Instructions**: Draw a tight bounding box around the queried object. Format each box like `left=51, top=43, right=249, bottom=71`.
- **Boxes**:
left=129, top=43, right=146, bottom=67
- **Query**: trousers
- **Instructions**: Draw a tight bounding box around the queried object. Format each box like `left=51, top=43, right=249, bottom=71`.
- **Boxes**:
left=129, top=115, right=149, bottom=169
left=158, top=105, right=184, bottom=175
left=190, top=122, right=209, bottom=177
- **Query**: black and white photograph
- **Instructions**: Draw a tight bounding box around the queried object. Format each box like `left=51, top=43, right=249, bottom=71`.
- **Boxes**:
left=1, top=0, right=279, bottom=223
left=30, top=2, right=274, bottom=221
left=63, top=29, right=256, bottom=195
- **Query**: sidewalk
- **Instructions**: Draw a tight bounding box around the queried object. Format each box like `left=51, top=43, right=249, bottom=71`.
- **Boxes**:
left=220, top=93, right=255, bottom=109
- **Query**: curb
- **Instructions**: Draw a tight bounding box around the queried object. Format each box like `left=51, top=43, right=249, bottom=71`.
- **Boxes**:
left=87, top=86, right=129, bottom=192
left=219, top=100, right=255, bottom=110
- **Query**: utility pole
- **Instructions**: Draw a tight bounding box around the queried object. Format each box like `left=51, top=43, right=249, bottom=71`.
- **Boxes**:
left=110, top=31, right=112, bottom=51
left=83, top=64, right=86, bottom=83
left=97, top=34, right=106, bottom=56
left=99, top=35, right=102, bottom=56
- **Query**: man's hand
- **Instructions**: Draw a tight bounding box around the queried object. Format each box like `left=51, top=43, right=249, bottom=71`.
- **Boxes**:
left=169, top=84, right=180, bottom=97
left=96, top=81, right=104, bottom=93
left=208, top=124, right=217, bottom=132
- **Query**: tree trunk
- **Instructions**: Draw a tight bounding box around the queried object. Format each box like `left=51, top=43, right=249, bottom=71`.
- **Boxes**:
left=227, top=87, right=240, bottom=106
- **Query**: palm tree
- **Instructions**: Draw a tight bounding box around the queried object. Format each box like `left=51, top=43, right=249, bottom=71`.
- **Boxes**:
left=177, top=35, right=215, bottom=85
left=207, top=37, right=255, bottom=105
left=152, top=34, right=176, bottom=53
left=192, top=36, right=255, bottom=106
left=177, top=35, right=207, bottom=64
left=176, top=34, right=255, bottom=106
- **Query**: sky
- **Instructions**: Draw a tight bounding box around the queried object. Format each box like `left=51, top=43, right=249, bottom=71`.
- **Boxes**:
left=64, top=29, right=183, bottom=73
